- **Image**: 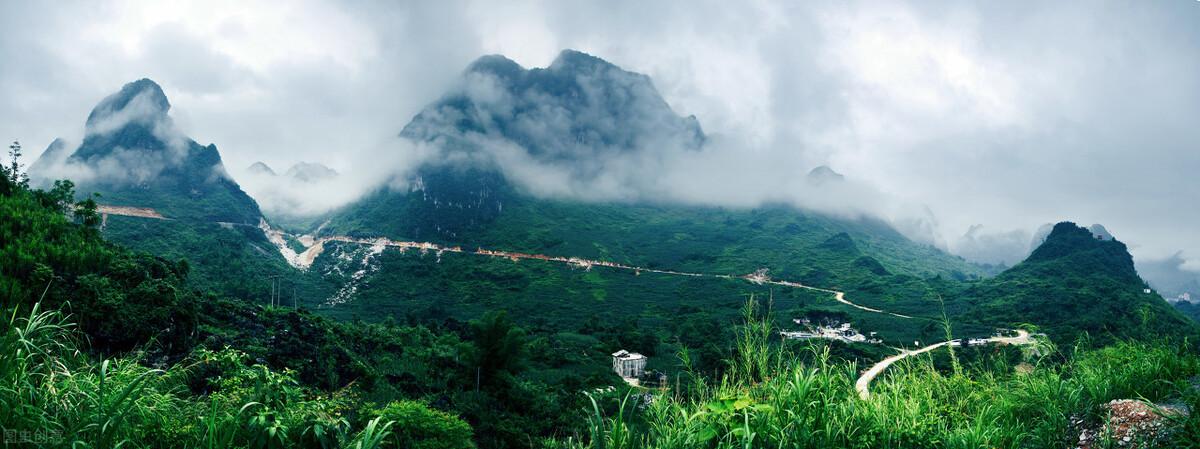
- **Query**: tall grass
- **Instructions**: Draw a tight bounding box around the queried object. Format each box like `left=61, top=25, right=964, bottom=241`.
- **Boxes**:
left=0, top=303, right=400, bottom=448
left=568, top=301, right=1200, bottom=449
left=5, top=298, right=1197, bottom=448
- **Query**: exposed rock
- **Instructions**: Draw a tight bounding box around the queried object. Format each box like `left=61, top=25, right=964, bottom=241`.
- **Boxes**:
left=1072, top=399, right=1188, bottom=449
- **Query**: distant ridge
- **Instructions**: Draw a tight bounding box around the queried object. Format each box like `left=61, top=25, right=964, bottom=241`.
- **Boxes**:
left=964, top=221, right=1197, bottom=343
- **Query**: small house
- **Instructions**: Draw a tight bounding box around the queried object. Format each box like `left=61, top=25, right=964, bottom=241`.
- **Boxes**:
left=612, top=350, right=647, bottom=379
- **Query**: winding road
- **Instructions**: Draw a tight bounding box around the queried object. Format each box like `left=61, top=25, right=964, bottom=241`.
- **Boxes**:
left=101, top=204, right=1038, bottom=400
left=854, top=329, right=1034, bottom=400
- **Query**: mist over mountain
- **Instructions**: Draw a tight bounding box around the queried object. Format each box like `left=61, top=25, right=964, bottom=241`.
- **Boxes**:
left=5, top=1, right=1200, bottom=274
left=390, top=49, right=707, bottom=201
left=962, top=222, right=1197, bottom=342
left=1138, top=252, right=1200, bottom=300
left=324, top=50, right=944, bottom=247
left=402, top=50, right=705, bottom=173
left=951, top=225, right=1030, bottom=267
left=5, top=5, right=1200, bottom=447
left=237, top=160, right=360, bottom=219
left=951, top=222, right=1124, bottom=268
left=806, top=165, right=846, bottom=186
left=284, top=162, right=338, bottom=183
left=247, top=161, right=276, bottom=176
left=28, top=78, right=260, bottom=223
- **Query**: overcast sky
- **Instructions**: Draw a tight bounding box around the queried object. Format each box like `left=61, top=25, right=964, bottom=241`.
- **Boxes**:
left=1, top=0, right=1198, bottom=269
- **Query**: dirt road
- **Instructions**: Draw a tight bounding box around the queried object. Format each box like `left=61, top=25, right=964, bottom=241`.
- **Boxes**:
left=855, top=329, right=1034, bottom=400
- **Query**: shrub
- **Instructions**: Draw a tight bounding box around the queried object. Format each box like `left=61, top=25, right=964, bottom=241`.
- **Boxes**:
left=373, top=400, right=474, bottom=449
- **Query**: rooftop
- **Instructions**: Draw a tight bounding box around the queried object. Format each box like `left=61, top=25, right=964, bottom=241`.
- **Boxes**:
left=612, top=350, right=645, bottom=360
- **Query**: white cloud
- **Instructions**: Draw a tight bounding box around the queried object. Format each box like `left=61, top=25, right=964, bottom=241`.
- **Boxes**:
left=2, top=0, right=1198, bottom=267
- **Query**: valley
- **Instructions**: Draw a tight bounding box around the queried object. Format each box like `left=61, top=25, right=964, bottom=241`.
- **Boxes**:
left=5, top=32, right=1198, bottom=448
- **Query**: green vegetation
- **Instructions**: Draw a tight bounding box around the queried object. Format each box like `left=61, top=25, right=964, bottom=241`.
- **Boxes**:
left=1176, top=301, right=1200, bottom=323
left=9, top=134, right=1200, bottom=448
left=100, top=217, right=317, bottom=304
left=0, top=302, right=474, bottom=449
left=43, top=79, right=261, bottom=224
left=564, top=307, right=1200, bottom=449
left=0, top=162, right=593, bottom=448
left=327, top=190, right=988, bottom=282
left=956, top=222, right=1199, bottom=344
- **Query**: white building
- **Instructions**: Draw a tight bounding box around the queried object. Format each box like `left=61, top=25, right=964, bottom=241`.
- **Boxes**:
left=612, top=350, right=647, bottom=379
left=780, top=320, right=876, bottom=344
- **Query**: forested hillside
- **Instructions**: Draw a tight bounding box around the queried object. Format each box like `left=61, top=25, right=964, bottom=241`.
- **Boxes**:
left=957, top=222, right=1199, bottom=344
left=25, top=79, right=299, bottom=301
left=0, top=162, right=608, bottom=448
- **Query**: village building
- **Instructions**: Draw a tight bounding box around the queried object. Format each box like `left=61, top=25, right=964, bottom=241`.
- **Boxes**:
left=781, top=319, right=880, bottom=344
left=611, top=350, right=647, bottom=379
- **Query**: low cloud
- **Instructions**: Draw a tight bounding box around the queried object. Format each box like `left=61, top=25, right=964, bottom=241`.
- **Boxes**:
left=3, top=1, right=1198, bottom=268
left=31, top=88, right=200, bottom=187
left=235, top=140, right=435, bottom=218
left=389, top=55, right=946, bottom=246
left=950, top=225, right=1034, bottom=267
left=1138, top=252, right=1200, bottom=297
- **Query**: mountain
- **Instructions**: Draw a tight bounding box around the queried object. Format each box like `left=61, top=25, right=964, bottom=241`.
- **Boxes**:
left=953, top=224, right=1029, bottom=267
left=806, top=165, right=846, bottom=186
left=28, top=79, right=298, bottom=300
left=1087, top=223, right=1115, bottom=241
left=298, top=51, right=992, bottom=354
left=326, top=50, right=708, bottom=241
left=247, top=161, right=277, bottom=176
left=401, top=50, right=705, bottom=164
left=955, top=222, right=1121, bottom=269
left=30, top=79, right=261, bottom=224
left=960, top=222, right=1198, bottom=343
left=1137, top=252, right=1200, bottom=298
left=1136, top=252, right=1200, bottom=323
left=246, top=161, right=338, bottom=183
left=27, top=138, right=71, bottom=174
left=284, top=162, right=338, bottom=183
left=306, top=52, right=991, bottom=347
left=322, top=51, right=980, bottom=277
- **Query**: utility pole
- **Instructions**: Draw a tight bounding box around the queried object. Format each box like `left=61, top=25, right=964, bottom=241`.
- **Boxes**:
left=266, top=274, right=284, bottom=308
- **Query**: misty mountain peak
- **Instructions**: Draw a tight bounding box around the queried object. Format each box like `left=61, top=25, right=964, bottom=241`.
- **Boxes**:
left=548, top=49, right=619, bottom=74
left=806, top=165, right=846, bottom=186
left=248, top=161, right=277, bottom=176
left=1088, top=223, right=1114, bottom=241
left=28, top=138, right=71, bottom=175
left=285, top=162, right=338, bottom=183
left=28, top=79, right=261, bottom=224
left=402, top=49, right=705, bottom=175
left=85, top=78, right=170, bottom=129
left=465, top=54, right=525, bottom=81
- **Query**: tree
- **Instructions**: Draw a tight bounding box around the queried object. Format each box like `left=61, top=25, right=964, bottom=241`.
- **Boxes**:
left=74, top=193, right=102, bottom=228
left=39, top=179, right=75, bottom=213
left=469, top=311, right=526, bottom=389
left=7, top=140, right=28, bottom=188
